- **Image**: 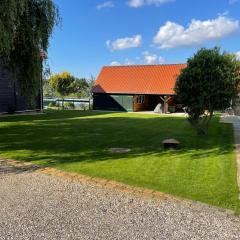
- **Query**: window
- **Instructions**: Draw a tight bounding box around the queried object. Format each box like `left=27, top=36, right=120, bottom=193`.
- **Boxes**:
left=137, top=95, right=145, bottom=104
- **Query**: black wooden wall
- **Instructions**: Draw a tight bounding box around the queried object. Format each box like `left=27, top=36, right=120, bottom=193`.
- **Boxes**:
left=0, top=66, right=41, bottom=113
left=93, top=93, right=133, bottom=112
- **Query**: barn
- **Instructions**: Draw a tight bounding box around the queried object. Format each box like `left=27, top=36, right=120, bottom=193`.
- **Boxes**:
left=0, top=66, right=41, bottom=113
left=92, top=64, right=186, bottom=112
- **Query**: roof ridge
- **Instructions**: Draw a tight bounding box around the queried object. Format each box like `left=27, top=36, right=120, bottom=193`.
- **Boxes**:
left=104, top=63, right=186, bottom=68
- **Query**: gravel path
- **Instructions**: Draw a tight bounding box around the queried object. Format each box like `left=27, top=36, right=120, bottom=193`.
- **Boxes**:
left=0, top=160, right=240, bottom=240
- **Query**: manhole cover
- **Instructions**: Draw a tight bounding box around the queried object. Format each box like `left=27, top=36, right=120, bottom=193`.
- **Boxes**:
left=162, top=139, right=180, bottom=149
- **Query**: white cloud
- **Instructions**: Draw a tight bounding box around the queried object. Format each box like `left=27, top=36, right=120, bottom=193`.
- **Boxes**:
left=236, top=51, right=240, bottom=60
left=153, top=16, right=239, bottom=49
left=127, top=0, right=174, bottom=7
left=143, top=52, right=158, bottom=64
left=110, top=61, right=121, bottom=66
left=110, top=52, right=165, bottom=66
left=97, top=1, right=114, bottom=10
left=142, top=51, right=165, bottom=64
left=106, top=35, right=142, bottom=51
left=109, top=59, right=135, bottom=66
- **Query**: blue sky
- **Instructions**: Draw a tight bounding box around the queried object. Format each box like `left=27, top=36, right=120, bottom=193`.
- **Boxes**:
left=48, top=0, right=240, bottom=79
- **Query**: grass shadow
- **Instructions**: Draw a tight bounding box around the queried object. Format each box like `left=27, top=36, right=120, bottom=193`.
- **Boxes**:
left=0, top=110, right=239, bottom=212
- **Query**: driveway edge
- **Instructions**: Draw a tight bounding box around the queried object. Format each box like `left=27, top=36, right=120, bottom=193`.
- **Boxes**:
left=1, top=158, right=236, bottom=217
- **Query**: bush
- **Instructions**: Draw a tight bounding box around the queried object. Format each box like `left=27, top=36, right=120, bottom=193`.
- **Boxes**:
left=168, top=106, right=176, bottom=113
left=48, top=102, right=56, bottom=108
left=64, top=102, right=75, bottom=109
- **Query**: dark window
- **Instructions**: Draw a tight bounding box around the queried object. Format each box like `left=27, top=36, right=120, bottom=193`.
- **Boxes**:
left=137, top=95, right=145, bottom=104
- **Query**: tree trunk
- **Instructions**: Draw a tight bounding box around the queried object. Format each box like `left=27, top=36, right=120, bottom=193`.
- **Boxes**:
left=160, top=96, right=171, bottom=113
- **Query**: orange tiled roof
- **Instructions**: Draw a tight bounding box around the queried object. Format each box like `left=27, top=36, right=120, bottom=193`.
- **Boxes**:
left=92, top=64, right=186, bottom=95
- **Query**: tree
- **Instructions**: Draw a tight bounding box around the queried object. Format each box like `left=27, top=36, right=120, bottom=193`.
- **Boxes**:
left=46, top=73, right=95, bottom=99
left=0, top=0, right=59, bottom=106
left=71, top=78, right=89, bottom=98
left=43, top=79, right=56, bottom=98
left=86, top=75, right=96, bottom=98
left=175, top=47, right=240, bottom=134
left=69, top=76, right=95, bottom=98
left=49, top=72, right=75, bottom=108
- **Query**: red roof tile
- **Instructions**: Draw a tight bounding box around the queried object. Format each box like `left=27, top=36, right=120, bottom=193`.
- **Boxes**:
left=92, top=64, right=186, bottom=95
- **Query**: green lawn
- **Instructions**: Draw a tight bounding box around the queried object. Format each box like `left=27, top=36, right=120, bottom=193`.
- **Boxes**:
left=0, top=110, right=239, bottom=211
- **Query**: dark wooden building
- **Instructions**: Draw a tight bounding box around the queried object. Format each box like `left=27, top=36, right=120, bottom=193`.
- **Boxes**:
left=0, top=66, right=41, bottom=113
left=92, top=64, right=186, bottom=112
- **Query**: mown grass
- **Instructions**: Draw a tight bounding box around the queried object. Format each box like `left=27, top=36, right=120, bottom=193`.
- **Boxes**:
left=0, top=110, right=239, bottom=212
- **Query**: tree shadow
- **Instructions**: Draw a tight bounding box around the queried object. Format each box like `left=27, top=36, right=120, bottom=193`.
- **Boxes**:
left=1, top=111, right=238, bottom=212
left=0, top=110, right=234, bottom=167
left=0, top=109, right=115, bottom=123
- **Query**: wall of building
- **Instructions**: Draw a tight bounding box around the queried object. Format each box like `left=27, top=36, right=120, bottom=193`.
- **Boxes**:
left=133, top=95, right=148, bottom=112
left=133, top=95, right=177, bottom=112
left=0, top=66, right=41, bottom=113
left=0, top=67, right=14, bottom=112
left=93, top=93, right=179, bottom=113
left=93, top=93, right=133, bottom=112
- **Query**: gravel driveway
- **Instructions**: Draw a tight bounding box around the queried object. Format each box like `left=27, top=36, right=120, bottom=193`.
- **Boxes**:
left=0, top=160, right=240, bottom=240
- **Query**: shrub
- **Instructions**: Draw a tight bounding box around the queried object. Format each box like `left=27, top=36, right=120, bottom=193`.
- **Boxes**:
left=64, top=102, right=75, bottom=109
left=48, top=102, right=56, bottom=108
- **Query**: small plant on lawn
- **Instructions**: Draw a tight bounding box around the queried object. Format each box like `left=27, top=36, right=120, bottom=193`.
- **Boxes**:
left=175, top=47, right=240, bottom=134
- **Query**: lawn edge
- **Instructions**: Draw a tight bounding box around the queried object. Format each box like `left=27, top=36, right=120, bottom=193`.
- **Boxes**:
left=1, top=158, right=238, bottom=216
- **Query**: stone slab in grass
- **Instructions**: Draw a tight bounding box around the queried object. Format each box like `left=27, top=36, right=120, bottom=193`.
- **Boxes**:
left=162, top=139, right=180, bottom=149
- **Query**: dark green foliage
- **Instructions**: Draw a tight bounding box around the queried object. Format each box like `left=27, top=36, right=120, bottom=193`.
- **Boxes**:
left=71, top=78, right=89, bottom=98
left=44, top=77, right=94, bottom=99
left=64, top=102, right=75, bottom=109
left=48, top=102, right=57, bottom=108
left=0, top=0, right=59, bottom=106
left=175, top=47, right=240, bottom=134
left=49, top=72, right=75, bottom=98
left=0, top=0, right=27, bottom=56
left=48, top=72, right=94, bottom=99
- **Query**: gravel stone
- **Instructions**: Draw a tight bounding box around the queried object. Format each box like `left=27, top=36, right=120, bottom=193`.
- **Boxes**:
left=0, top=160, right=240, bottom=240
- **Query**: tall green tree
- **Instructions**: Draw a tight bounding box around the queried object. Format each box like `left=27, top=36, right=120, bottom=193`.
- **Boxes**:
left=46, top=73, right=95, bottom=99
left=175, top=47, right=240, bottom=134
left=0, top=0, right=59, bottom=106
left=49, top=72, right=75, bottom=108
left=71, top=78, right=90, bottom=98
